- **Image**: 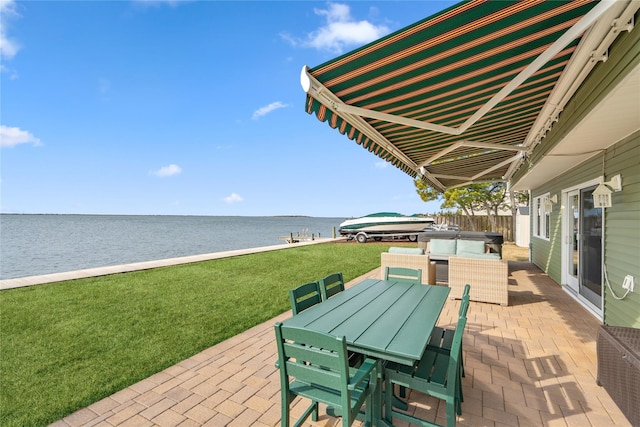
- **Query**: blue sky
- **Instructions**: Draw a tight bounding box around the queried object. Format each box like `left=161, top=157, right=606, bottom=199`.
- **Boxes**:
left=1, top=0, right=455, bottom=218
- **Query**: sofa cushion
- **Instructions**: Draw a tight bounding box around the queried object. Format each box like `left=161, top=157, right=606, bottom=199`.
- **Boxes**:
left=388, top=247, right=425, bottom=255
left=429, top=239, right=457, bottom=255
left=456, top=239, right=485, bottom=255
left=456, top=251, right=501, bottom=260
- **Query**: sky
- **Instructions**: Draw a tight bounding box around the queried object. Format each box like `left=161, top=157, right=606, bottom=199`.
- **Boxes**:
left=1, top=0, right=457, bottom=218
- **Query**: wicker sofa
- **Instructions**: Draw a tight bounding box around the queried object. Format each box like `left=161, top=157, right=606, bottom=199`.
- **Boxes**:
left=425, top=238, right=501, bottom=261
left=380, top=248, right=436, bottom=285
left=449, top=256, right=509, bottom=306
left=380, top=244, right=509, bottom=306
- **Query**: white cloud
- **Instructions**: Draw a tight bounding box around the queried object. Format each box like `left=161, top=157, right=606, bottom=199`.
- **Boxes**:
left=283, top=3, right=389, bottom=54
left=252, top=101, right=288, bottom=120
left=0, top=125, right=41, bottom=148
left=375, top=161, right=389, bottom=169
left=152, top=164, right=182, bottom=177
left=0, top=64, right=18, bottom=79
left=0, top=0, right=21, bottom=61
left=223, top=193, right=243, bottom=204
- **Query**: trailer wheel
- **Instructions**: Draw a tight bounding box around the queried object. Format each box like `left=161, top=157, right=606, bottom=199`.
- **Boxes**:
left=356, top=233, right=367, bottom=244
left=408, top=234, right=418, bottom=242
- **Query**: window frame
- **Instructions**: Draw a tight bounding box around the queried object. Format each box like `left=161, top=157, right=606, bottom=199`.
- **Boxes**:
left=533, top=193, right=551, bottom=240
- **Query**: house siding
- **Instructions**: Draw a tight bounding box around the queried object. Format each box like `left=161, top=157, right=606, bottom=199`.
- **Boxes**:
left=523, top=14, right=639, bottom=328
left=531, top=134, right=640, bottom=328
left=531, top=156, right=597, bottom=282
left=601, top=135, right=640, bottom=327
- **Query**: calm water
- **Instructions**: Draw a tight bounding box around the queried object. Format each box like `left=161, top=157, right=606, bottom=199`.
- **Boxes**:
left=0, top=214, right=343, bottom=280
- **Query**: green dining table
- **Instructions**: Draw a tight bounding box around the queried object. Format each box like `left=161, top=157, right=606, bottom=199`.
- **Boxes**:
left=282, top=278, right=450, bottom=426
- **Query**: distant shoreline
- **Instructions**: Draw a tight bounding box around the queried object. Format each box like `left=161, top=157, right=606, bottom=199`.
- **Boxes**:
left=1, top=213, right=325, bottom=218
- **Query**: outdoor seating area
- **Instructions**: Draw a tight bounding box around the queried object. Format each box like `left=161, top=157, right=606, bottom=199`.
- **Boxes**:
left=55, top=261, right=634, bottom=427
left=380, top=246, right=509, bottom=305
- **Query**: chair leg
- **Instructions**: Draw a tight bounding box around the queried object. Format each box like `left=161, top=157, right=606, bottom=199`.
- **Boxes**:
left=291, top=401, right=318, bottom=427
left=281, top=391, right=290, bottom=427
left=363, top=392, right=374, bottom=427
left=446, top=395, right=456, bottom=427
left=384, top=376, right=393, bottom=424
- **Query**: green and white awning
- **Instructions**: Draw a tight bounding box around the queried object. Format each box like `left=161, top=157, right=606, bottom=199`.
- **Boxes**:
left=301, top=0, right=636, bottom=191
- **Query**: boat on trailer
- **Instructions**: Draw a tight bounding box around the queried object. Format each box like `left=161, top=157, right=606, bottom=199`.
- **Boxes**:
left=339, top=212, right=435, bottom=243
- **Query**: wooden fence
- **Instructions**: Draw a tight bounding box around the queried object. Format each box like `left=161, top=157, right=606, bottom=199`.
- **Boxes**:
left=431, top=215, right=514, bottom=242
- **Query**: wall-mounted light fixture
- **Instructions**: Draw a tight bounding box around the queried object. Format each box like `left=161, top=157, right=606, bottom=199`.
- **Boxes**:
left=593, top=174, right=622, bottom=208
left=543, top=194, right=558, bottom=213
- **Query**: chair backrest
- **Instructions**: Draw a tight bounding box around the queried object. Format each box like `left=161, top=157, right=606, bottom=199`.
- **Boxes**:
left=289, top=281, right=322, bottom=315
left=462, top=283, right=471, bottom=298
left=459, top=284, right=471, bottom=317
left=447, top=314, right=467, bottom=387
left=384, top=266, right=422, bottom=284
left=319, top=272, right=345, bottom=300
left=275, top=322, right=352, bottom=418
left=415, top=312, right=466, bottom=387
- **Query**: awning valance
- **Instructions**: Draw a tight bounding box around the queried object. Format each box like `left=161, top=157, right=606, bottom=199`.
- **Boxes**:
left=301, top=0, right=633, bottom=191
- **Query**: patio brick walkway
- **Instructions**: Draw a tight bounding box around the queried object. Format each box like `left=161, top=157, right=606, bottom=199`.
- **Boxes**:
left=52, top=262, right=632, bottom=427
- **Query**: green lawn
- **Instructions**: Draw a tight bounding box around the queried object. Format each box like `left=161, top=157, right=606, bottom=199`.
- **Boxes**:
left=0, top=242, right=388, bottom=427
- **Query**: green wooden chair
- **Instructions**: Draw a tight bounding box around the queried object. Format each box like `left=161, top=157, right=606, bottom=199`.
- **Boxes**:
left=289, top=281, right=322, bottom=315
left=319, top=272, right=345, bottom=300
left=274, top=322, right=378, bottom=427
left=384, top=266, right=422, bottom=284
left=428, top=284, right=471, bottom=377
left=384, top=312, right=467, bottom=427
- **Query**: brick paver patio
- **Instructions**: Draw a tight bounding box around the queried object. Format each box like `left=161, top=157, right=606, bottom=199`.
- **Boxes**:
left=52, top=262, right=632, bottom=426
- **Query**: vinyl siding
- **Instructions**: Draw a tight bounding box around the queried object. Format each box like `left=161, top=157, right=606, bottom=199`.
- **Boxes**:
left=519, top=13, right=640, bottom=327
left=531, top=134, right=640, bottom=327
left=531, top=155, right=600, bottom=284
left=601, top=135, right=640, bottom=327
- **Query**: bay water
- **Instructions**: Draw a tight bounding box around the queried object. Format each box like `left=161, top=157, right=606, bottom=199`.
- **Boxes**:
left=0, top=214, right=343, bottom=280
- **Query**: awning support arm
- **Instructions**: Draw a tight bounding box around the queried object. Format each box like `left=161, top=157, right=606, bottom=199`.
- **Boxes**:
left=425, top=152, right=522, bottom=189
left=418, top=140, right=526, bottom=168
left=301, top=1, right=617, bottom=139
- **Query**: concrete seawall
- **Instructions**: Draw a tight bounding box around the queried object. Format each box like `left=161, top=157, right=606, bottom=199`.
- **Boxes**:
left=0, top=238, right=343, bottom=290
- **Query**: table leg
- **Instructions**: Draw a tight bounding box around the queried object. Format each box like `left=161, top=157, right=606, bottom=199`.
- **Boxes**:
left=372, top=362, right=397, bottom=427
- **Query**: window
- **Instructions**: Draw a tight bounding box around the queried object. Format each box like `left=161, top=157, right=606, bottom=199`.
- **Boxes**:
left=533, top=193, right=551, bottom=240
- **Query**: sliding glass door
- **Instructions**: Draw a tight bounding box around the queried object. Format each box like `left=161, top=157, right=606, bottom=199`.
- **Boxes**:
left=579, top=186, right=603, bottom=308
left=564, top=184, right=603, bottom=312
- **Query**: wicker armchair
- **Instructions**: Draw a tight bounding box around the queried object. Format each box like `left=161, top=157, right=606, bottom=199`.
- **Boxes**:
left=448, top=256, right=509, bottom=306
left=380, top=253, right=436, bottom=285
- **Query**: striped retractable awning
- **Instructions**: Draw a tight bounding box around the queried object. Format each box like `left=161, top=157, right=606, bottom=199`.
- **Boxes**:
left=301, top=0, right=616, bottom=191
